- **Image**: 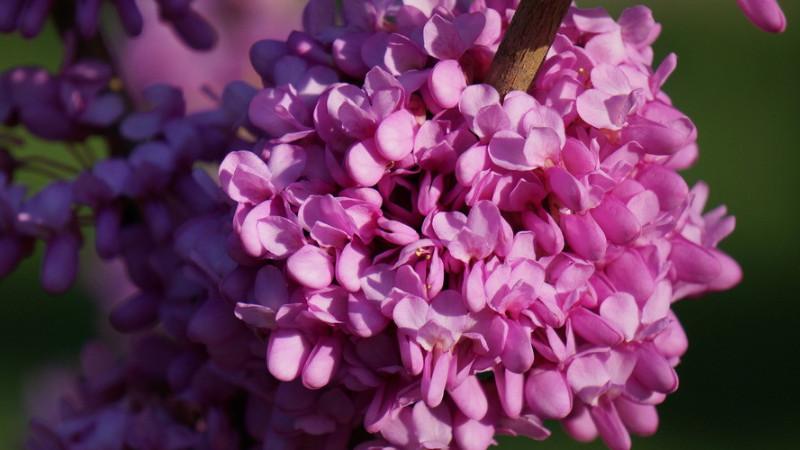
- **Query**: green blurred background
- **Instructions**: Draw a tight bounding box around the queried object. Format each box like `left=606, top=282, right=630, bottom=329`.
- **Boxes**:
left=1, top=1, right=798, bottom=448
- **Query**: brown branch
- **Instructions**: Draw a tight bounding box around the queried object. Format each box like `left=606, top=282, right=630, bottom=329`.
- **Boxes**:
left=485, top=0, right=572, bottom=98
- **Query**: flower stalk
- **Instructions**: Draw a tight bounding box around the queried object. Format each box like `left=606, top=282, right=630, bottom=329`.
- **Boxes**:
left=485, top=0, right=572, bottom=97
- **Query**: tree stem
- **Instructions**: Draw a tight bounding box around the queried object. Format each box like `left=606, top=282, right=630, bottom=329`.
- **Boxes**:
left=484, top=0, right=572, bottom=98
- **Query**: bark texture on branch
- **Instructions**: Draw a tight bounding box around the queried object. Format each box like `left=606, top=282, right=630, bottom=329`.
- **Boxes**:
left=484, top=0, right=572, bottom=98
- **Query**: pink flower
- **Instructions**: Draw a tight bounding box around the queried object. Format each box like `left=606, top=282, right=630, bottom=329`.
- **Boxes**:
left=736, top=0, right=787, bottom=33
left=213, top=2, right=744, bottom=448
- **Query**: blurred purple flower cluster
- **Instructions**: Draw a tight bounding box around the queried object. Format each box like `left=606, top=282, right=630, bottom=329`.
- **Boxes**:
left=0, top=0, right=786, bottom=449
left=0, top=0, right=216, bottom=49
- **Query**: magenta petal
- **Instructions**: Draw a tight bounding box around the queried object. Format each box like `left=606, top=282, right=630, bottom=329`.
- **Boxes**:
left=110, top=292, right=158, bottom=333
left=393, top=294, right=429, bottom=333
left=459, top=84, right=500, bottom=128
left=474, top=104, right=511, bottom=140
left=562, top=402, right=598, bottom=442
left=333, top=32, right=371, bottom=78
left=591, top=196, right=641, bottom=245
left=422, top=350, right=452, bottom=408
left=423, top=14, right=466, bottom=60
left=599, top=292, right=639, bottom=341
left=345, top=139, right=388, bottom=186
left=548, top=167, right=588, bottom=212
left=218, top=150, right=271, bottom=204
left=576, top=89, right=622, bottom=130
left=636, top=164, right=689, bottom=211
left=633, top=345, right=678, bottom=393
left=428, top=59, right=466, bottom=109
left=286, top=244, right=334, bottom=289
left=384, top=33, right=427, bottom=75
left=570, top=308, right=624, bottom=347
left=523, top=127, right=562, bottom=167
left=497, top=414, right=550, bottom=441
left=500, top=320, right=534, bottom=373
left=623, top=117, right=694, bottom=155
left=669, top=239, right=723, bottom=284
left=337, top=240, right=370, bottom=292
left=707, top=249, right=742, bottom=291
left=412, top=401, right=453, bottom=448
left=561, top=213, right=607, bottom=261
left=433, top=211, right=467, bottom=244
left=736, top=0, right=786, bottom=33
left=267, top=143, right=307, bottom=191
left=233, top=303, right=276, bottom=329
left=453, top=412, right=495, bottom=450
left=615, top=397, right=658, bottom=436
left=302, top=336, right=343, bottom=390
left=606, top=249, right=654, bottom=302
left=307, top=287, right=348, bottom=324
left=375, top=109, right=416, bottom=160
left=449, top=375, right=488, bottom=420
left=525, top=366, right=573, bottom=419
left=487, top=130, right=530, bottom=171
left=494, top=368, right=524, bottom=418
left=590, top=402, right=632, bottom=450
left=347, top=292, right=389, bottom=337
left=399, top=334, right=425, bottom=376
left=453, top=11, right=486, bottom=48
left=267, top=328, right=311, bottom=381
left=257, top=216, right=305, bottom=258
left=455, top=145, right=490, bottom=186
left=567, top=354, right=611, bottom=405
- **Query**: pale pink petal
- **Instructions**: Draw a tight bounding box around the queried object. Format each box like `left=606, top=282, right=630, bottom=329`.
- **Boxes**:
left=256, top=216, right=305, bottom=258
left=591, top=196, right=641, bottom=245
left=302, top=336, right=343, bottom=389
left=500, top=320, right=534, bottom=373
left=218, top=150, right=271, bottom=204
left=337, top=240, right=371, bottom=292
left=561, top=212, right=607, bottom=261
left=459, top=84, right=500, bottom=129
left=449, top=375, right=488, bottom=420
left=375, top=109, right=417, bottom=160
left=590, top=402, right=632, bottom=450
left=669, top=239, right=722, bottom=284
left=423, top=14, right=466, bottom=60
left=347, top=292, right=389, bottom=337
left=286, top=244, right=334, bottom=289
left=428, top=59, right=466, bottom=109
left=413, top=402, right=453, bottom=449
left=267, top=143, right=307, bottom=191
left=737, top=0, right=786, bottom=33
left=566, top=354, right=611, bottom=405
left=633, top=345, right=678, bottom=393
left=570, top=308, right=624, bottom=347
left=599, top=292, right=639, bottom=341
left=453, top=412, right=496, bottom=450
left=615, top=397, right=658, bottom=436
left=494, top=368, right=524, bottom=418
left=525, top=366, right=573, bottom=419
left=606, top=249, right=654, bottom=302
left=267, top=329, right=311, bottom=381
left=345, top=138, right=388, bottom=187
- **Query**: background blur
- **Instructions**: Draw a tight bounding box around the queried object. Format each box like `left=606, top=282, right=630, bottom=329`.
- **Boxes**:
left=1, top=1, right=798, bottom=448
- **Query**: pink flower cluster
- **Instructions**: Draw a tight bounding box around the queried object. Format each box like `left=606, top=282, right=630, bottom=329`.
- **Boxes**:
left=218, top=1, right=740, bottom=448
